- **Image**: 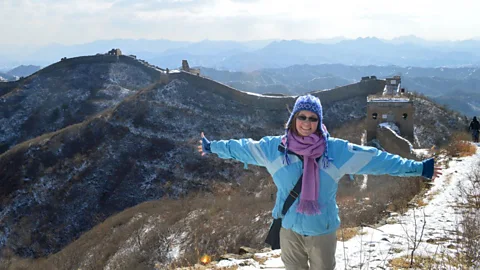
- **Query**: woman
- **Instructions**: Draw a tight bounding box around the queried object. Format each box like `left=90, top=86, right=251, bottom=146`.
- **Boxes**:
left=197, top=94, right=442, bottom=270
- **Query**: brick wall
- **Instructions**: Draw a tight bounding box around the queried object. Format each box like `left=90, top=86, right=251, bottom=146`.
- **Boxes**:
left=169, top=71, right=386, bottom=110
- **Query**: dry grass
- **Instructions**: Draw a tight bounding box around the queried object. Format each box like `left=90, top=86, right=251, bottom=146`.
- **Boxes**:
left=389, top=255, right=437, bottom=269
left=338, top=174, right=424, bottom=229
left=390, top=252, right=473, bottom=270
left=455, top=163, right=480, bottom=267
left=173, top=265, right=238, bottom=270
left=1, top=174, right=276, bottom=270
left=253, top=255, right=269, bottom=265
left=337, top=227, right=360, bottom=241
left=414, top=198, right=428, bottom=207
left=444, top=132, right=477, bottom=157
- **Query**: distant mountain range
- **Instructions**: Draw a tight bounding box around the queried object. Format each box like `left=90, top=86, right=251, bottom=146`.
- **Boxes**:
left=0, top=65, right=41, bottom=81
left=2, top=36, right=480, bottom=118
left=7, top=65, right=41, bottom=77
left=0, top=72, right=13, bottom=82
left=2, top=36, right=480, bottom=70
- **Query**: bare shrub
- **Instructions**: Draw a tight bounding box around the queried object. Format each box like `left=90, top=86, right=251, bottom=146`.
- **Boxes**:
left=389, top=255, right=437, bottom=269
left=339, top=175, right=424, bottom=228
left=444, top=132, right=477, bottom=157
left=456, top=162, right=480, bottom=267
left=400, top=208, right=427, bottom=267
left=167, top=188, right=274, bottom=268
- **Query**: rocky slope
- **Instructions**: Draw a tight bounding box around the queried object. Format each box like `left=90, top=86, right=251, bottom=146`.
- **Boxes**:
left=0, top=73, right=384, bottom=258
left=0, top=76, right=291, bottom=258
left=0, top=55, right=158, bottom=154
left=413, top=94, right=469, bottom=147
left=0, top=68, right=467, bottom=262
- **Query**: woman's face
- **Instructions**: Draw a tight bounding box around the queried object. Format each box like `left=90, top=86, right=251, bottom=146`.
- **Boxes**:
left=295, top=110, right=319, bottom=137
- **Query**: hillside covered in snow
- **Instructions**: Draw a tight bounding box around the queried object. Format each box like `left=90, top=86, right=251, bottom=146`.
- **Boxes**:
left=0, top=54, right=473, bottom=269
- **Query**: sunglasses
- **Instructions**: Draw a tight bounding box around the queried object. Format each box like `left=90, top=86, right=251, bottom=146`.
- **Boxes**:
left=296, top=115, right=319, bottom=123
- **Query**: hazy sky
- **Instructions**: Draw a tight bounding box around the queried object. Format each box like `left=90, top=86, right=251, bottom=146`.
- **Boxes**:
left=2, top=0, right=480, bottom=46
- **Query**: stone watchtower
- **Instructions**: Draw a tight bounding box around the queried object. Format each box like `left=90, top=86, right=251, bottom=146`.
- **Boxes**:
left=366, top=76, right=414, bottom=142
left=181, top=60, right=190, bottom=71
left=181, top=60, right=200, bottom=75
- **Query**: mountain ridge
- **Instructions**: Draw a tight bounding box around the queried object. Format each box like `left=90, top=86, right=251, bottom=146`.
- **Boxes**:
left=3, top=36, right=480, bottom=70
left=6, top=65, right=41, bottom=78
left=0, top=55, right=160, bottom=153
left=0, top=53, right=469, bottom=263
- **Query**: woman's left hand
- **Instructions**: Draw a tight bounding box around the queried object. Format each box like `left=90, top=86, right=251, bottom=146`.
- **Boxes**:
left=432, top=166, right=443, bottom=180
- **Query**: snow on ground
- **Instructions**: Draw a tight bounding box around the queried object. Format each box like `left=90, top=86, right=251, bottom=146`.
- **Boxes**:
left=242, top=90, right=291, bottom=98
left=379, top=122, right=415, bottom=152
left=412, top=148, right=431, bottom=158
left=367, top=97, right=411, bottom=103
left=212, top=144, right=480, bottom=270
left=379, top=122, right=400, bottom=135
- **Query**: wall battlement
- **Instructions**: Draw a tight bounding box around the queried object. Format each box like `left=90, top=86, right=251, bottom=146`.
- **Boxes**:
left=169, top=71, right=386, bottom=110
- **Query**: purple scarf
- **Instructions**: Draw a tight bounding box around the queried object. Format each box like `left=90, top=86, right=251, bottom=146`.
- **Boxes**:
left=284, top=131, right=325, bottom=215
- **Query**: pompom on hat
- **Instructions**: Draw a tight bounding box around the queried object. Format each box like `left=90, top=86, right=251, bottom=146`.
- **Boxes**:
left=284, top=94, right=332, bottom=167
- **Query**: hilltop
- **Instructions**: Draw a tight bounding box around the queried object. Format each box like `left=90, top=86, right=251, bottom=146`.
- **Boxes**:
left=0, top=55, right=160, bottom=154
left=6, top=65, right=41, bottom=78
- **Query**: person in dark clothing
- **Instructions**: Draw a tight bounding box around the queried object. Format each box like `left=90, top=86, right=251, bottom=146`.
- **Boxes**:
left=469, top=116, right=480, bottom=143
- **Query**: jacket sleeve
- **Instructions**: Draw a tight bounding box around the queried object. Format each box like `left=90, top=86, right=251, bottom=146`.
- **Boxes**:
left=210, top=136, right=277, bottom=167
left=335, top=140, right=423, bottom=177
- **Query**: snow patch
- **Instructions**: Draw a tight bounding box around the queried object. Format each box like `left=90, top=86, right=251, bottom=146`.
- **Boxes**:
left=379, top=122, right=400, bottom=135
left=379, top=122, right=414, bottom=152
left=368, top=97, right=411, bottom=102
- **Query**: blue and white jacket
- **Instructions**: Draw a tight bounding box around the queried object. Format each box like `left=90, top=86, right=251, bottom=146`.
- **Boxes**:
left=210, top=135, right=432, bottom=236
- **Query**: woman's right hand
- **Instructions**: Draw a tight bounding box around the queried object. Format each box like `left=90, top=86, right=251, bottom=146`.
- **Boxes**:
left=197, top=132, right=211, bottom=156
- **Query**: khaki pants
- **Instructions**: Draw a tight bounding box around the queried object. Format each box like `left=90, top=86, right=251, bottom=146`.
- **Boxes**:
left=280, top=228, right=337, bottom=270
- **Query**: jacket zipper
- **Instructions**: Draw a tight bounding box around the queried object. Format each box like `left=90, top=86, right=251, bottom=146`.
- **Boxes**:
left=325, top=204, right=330, bottom=230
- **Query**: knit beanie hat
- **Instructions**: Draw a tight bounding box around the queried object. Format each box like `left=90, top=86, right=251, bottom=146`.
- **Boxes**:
left=284, top=94, right=332, bottom=167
